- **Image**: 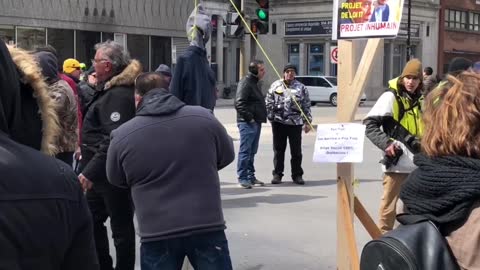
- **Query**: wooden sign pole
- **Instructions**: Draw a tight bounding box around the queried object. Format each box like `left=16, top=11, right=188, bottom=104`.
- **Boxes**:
left=336, top=38, right=382, bottom=270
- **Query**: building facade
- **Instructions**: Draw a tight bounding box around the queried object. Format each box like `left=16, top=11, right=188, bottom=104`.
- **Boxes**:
left=438, top=0, right=480, bottom=74
left=0, top=0, right=194, bottom=72
left=249, top=0, right=440, bottom=99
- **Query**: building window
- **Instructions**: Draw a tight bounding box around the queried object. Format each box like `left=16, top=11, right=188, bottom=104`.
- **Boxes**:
left=0, top=25, right=14, bottom=44
left=150, top=36, right=171, bottom=72
left=469, top=13, right=480, bottom=31
left=445, top=9, right=468, bottom=30
left=47, top=28, right=74, bottom=66
left=102, top=32, right=114, bottom=42
left=308, top=44, right=324, bottom=75
left=127, top=34, right=149, bottom=71
left=75, top=30, right=101, bottom=64
left=17, top=27, right=46, bottom=50
left=288, top=44, right=300, bottom=73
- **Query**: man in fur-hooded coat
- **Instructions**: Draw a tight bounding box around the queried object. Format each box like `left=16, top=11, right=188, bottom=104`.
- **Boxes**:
left=0, top=42, right=99, bottom=269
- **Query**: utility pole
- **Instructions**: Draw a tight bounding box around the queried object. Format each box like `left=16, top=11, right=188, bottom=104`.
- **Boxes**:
left=239, top=0, right=246, bottom=79
left=406, top=0, right=412, bottom=61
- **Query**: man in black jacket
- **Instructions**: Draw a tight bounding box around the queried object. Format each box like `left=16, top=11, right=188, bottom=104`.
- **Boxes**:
left=106, top=72, right=235, bottom=270
left=78, top=40, right=141, bottom=270
left=0, top=42, right=98, bottom=269
left=235, top=60, right=267, bottom=189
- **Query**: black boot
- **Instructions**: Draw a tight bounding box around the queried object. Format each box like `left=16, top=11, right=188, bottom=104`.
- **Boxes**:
left=271, top=175, right=283, bottom=184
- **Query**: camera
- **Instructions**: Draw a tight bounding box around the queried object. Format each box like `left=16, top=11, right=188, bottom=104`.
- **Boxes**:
left=380, top=147, right=403, bottom=169
left=404, top=134, right=421, bottom=154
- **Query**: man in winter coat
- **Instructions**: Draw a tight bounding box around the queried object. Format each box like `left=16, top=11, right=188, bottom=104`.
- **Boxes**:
left=78, top=40, right=141, bottom=270
left=106, top=72, right=235, bottom=270
left=0, top=42, right=99, bottom=269
left=266, top=64, right=312, bottom=185
left=170, top=4, right=217, bottom=111
left=35, top=51, right=78, bottom=165
left=363, top=58, right=424, bottom=234
left=235, top=60, right=267, bottom=189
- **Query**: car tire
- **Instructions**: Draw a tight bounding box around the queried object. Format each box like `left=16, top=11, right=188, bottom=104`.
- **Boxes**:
left=330, top=93, right=337, bottom=107
left=311, top=101, right=317, bottom=106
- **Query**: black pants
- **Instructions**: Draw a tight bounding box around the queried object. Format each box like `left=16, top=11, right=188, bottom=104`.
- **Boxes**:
left=86, top=182, right=135, bottom=270
left=272, top=122, right=303, bottom=178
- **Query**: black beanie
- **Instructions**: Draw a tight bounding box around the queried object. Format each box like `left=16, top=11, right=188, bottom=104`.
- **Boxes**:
left=283, top=63, right=297, bottom=73
left=448, top=57, right=472, bottom=74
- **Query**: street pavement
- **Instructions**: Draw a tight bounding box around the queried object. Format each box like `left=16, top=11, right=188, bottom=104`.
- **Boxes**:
left=110, top=102, right=386, bottom=269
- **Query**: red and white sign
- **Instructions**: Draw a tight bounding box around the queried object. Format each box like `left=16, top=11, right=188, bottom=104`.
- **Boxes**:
left=330, top=46, right=338, bottom=64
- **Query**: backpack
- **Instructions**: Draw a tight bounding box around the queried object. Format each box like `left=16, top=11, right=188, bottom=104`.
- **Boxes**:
left=360, top=214, right=460, bottom=270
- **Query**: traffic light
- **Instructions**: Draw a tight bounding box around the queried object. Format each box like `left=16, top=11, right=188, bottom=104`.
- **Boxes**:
left=226, top=12, right=244, bottom=38
left=254, top=0, right=269, bottom=34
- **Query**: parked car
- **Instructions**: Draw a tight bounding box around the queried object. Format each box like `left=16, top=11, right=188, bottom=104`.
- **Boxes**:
left=295, top=75, right=367, bottom=106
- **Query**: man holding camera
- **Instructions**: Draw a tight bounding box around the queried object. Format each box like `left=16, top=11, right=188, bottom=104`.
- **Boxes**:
left=363, top=59, right=424, bottom=234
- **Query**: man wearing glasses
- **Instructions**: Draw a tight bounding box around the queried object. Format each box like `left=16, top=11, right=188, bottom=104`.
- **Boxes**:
left=78, top=40, right=142, bottom=270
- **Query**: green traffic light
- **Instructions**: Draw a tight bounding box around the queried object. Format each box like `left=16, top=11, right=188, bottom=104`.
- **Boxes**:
left=256, top=9, right=268, bottom=20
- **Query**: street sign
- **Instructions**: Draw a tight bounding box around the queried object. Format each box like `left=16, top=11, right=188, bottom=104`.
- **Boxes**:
left=331, top=46, right=338, bottom=64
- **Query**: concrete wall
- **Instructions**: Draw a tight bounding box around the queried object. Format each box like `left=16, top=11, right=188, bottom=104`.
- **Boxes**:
left=0, top=0, right=193, bottom=36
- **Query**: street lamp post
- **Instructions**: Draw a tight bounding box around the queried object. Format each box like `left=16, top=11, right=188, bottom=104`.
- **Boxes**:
left=406, top=0, right=412, bottom=61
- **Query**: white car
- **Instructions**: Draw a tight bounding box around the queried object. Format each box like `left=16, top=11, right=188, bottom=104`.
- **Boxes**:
left=295, top=75, right=367, bottom=106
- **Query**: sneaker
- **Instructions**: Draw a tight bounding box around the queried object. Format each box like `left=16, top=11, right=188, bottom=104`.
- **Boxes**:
left=239, top=181, right=252, bottom=189
left=271, top=175, right=283, bottom=184
left=292, top=176, right=305, bottom=185
left=251, top=178, right=265, bottom=186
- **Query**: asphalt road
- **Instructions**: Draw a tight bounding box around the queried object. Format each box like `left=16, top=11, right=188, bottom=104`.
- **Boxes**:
left=108, top=103, right=386, bottom=269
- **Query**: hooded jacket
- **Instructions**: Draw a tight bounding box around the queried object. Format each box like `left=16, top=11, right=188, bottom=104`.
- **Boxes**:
left=0, top=42, right=99, bottom=269
left=170, top=4, right=216, bottom=111
left=36, top=51, right=78, bottom=153
left=79, top=60, right=142, bottom=183
left=106, top=88, right=234, bottom=241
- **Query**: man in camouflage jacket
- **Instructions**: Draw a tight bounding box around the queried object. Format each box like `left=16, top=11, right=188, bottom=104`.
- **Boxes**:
left=266, top=64, right=312, bottom=185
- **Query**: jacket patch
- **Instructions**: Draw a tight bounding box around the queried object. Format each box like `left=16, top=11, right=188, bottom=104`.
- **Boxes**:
left=110, top=112, right=121, bottom=122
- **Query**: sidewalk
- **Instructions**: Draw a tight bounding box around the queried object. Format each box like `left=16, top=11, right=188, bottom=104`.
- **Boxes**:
left=216, top=98, right=376, bottom=108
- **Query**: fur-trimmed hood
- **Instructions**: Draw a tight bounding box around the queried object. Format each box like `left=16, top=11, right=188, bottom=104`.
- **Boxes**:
left=104, top=59, right=142, bottom=90
left=7, top=45, right=60, bottom=156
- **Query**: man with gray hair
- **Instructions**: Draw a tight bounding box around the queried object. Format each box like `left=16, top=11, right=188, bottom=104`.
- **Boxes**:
left=78, top=40, right=142, bottom=270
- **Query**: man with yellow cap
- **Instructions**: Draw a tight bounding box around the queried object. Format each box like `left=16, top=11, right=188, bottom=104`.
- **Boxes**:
left=363, top=59, right=424, bottom=234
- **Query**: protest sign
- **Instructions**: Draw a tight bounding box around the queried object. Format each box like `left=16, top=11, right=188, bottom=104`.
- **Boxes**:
left=332, top=0, right=404, bottom=40
left=313, top=123, right=366, bottom=163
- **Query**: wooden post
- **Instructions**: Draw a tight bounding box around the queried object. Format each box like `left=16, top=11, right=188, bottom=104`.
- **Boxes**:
left=354, top=196, right=382, bottom=240
left=336, top=38, right=382, bottom=270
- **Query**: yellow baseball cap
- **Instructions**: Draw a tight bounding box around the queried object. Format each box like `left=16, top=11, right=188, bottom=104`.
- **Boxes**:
left=63, top=58, right=81, bottom=74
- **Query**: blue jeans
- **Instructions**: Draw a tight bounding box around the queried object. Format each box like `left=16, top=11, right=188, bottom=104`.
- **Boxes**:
left=236, top=121, right=261, bottom=183
left=141, top=231, right=233, bottom=270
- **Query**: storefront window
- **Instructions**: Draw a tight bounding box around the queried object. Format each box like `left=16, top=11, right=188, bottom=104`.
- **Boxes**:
left=288, top=44, right=300, bottom=72
left=102, top=32, right=114, bottom=42
left=48, top=28, right=74, bottom=66
left=76, top=30, right=101, bottom=64
left=150, top=36, right=171, bottom=72
left=127, top=34, right=149, bottom=71
left=308, top=44, right=324, bottom=75
left=0, top=25, right=15, bottom=44
left=17, top=27, right=46, bottom=50
left=392, top=44, right=404, bottom=78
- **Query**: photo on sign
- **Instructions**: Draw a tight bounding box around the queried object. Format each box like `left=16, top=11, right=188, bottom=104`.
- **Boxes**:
left=332, top=0, right=405, bottom=40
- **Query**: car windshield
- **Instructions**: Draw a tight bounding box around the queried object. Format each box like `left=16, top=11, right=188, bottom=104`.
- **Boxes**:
left=325, top=77, right=337, bottom=86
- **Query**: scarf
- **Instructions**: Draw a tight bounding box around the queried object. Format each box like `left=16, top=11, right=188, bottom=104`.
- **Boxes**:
left=400, top=153, right=480, bottom=226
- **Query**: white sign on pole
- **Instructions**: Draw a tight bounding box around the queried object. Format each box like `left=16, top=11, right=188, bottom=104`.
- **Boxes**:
left=313, top=123, right=366, bottom=163
left=330, top=46, right=338, bottom=64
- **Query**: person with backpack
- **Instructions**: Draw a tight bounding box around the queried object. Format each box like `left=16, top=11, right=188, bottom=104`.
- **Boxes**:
left=398, top=71, right=480, bottom=269
left=363, top=59, right=424, bottom=234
